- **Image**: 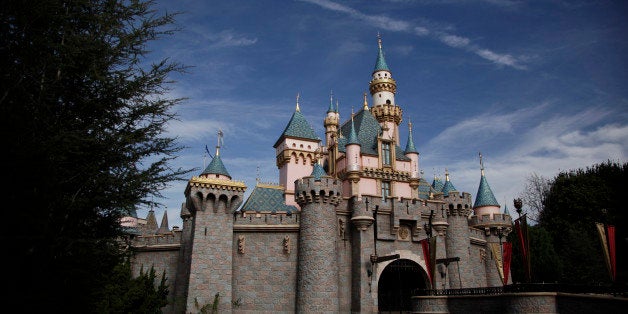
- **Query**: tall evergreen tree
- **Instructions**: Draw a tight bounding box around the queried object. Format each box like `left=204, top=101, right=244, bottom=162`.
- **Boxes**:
left=537, top=161, right=627, bottom=286
left=1, top=0, right=189, bottom=310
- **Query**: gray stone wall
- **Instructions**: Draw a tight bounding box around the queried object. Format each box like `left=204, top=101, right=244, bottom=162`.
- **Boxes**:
left=232, top=231, right=298, bottom=313
left=336, top=209, right=353, bottom=313
left=131, top=248, right=180, bottom=314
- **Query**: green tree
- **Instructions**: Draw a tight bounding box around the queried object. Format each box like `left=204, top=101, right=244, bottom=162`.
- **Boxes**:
left=94, top=260, right=169, bottom=312
left=508, top=224, right=562, bottom=284
left=1, top=0, right=189, bottom=310
left=536, top=161, right=627, bottom=285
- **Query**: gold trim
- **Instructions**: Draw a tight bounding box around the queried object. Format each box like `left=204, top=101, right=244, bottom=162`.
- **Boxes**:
left=188, top=176, right=247, bottom=190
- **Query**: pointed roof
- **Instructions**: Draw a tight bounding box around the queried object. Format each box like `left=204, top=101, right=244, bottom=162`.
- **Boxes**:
left=405, top=120, right=418, bottom=154
left=240, top=184, right=298, bottom=213
left=327, top=92, right=335, bottom=113
left=418, top=177, right=436, bottom=200
left=145, top=209, right=158, bottom=234
left=503, top=204, right=510, bottom=216
left=201, top=154, right=231, bottom=178
left=473, top=153, right=500, bottom=208
left=337, top=109, right=410, bottom=161
left=441, top=171, right=457, bottom=197
left=311, top=162, right=328, bottom=180
left=374, top=34, right=390, bottom=72
left=474, top=174, right=500, bottom=208
left=274, top=103, right=319, bottom=148
left=346, top=116, right=360, bottom=145
left=431, top=175, right=444, bottom=192
left=157, top=211, right=170, bottom=234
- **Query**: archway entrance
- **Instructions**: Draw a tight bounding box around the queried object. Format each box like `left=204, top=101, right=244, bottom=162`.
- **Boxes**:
left=377, top=258, right=427, bottom=313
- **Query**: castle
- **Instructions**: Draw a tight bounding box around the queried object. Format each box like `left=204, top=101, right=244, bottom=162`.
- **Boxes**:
left=125, top=36, right=513, bottom=313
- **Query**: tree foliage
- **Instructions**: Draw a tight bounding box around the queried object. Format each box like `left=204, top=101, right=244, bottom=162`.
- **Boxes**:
left=516, top=172, right=550, bottom=221
left=515, top=160, right=627, bottom=286
left=94, top=260, right=169, bottom=312
left=1, top=0, right=189, bottom=310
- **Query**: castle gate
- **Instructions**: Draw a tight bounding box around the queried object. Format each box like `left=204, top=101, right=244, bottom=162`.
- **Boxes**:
left=377, top=259, right=428, bottom=313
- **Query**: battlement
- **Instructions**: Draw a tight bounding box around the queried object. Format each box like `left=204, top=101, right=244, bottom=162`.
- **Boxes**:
left=131, top=228, right=182, bottom=248
left=295, top=177, right=341, bottom=206
left=234, top=210, right=300, bottom=227
left=469, top=213, right=513, bottom=228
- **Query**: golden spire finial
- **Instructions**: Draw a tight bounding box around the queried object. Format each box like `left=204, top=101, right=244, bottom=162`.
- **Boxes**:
left=377, top=32, right=382, bottom=49
left=296, top=93, right=300, bottom=112
left=445, top=168, right=450, bottom=181
left=408, top=118, right=413, bottom=132
left=363, top=92, right=368, bottom=110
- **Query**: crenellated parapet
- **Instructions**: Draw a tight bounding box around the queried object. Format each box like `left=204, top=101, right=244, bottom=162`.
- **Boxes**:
left=131, top=228, right=182, bottom=250
left=234, top=211, right=300, bottom=232
left=294, top=177, right=342, bottom=206
left=370, top=103, right=402, bottom=125
left=469, top=213, right=513, bottom=235
left=185, top=177, right=246, bottom=215
left=444, top=191, right=473, bottom=217
left=369, top=77, right=397, bottom=95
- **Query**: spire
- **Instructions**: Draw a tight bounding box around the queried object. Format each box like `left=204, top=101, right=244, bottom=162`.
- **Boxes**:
left=474, top=152, right=500, bottom=208
left=157, top=210, right=170, bottom=234
left=347, top=112, right=360, bottom=145
left=441, top=168, right=457, bottom=196
left=145, top=208, right=158, bottom=234
left=431, top=173, right=444, bottom=192
left=327, top=90, right=334, bottom=113
left=202, top=130, right=231, bottom=178
left=404, top=119, right=418, bottom=154
left=363, top=92, right=369, bottom=110
left=311, top=162, right=328, bottom=180
left=274, top=98, right=319, bottom=148
left=504, top=203, right=510, bottom=215
left=335, top=99, right=339, bottom=113
left=296, top=93, right=301, bottom=112
left=374, top=33, right=390, bottom=71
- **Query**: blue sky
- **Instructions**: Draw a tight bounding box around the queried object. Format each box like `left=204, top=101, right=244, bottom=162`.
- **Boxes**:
left=140, top=0, right=628, bottom=228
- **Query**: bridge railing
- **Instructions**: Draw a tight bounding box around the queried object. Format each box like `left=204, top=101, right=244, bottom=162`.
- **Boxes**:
left=415, top=283, right=627, bottom=297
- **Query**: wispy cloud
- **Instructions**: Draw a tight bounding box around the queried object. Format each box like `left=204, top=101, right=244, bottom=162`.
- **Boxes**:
left=207, top=30, right=258, bottom=48
left=301, top=0, right=526, bottom=69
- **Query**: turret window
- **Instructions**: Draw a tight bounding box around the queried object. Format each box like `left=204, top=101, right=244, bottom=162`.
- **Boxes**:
left=382, top=142, right=391, bottom=166
left=382, top=181, right=391, bottom=201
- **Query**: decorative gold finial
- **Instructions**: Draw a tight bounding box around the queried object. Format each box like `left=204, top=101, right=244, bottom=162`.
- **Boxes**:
left=363, top=92, right=368, bottom=110
left=296, top=93, right=300, bottom=112
left=377, top=32, right=382, bottom=49
left=445, top=168, right=450, bottom=181
left=408, top=118, right=413, bottom=132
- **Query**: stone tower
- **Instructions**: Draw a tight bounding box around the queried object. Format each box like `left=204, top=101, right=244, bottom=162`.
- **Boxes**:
left=183, top=133, right=246, bottom=313
left=295, top=163, right=341, bottom=312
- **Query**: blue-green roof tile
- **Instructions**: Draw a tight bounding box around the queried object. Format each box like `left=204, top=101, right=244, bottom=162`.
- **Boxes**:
left=240, top=185, right=298, bottom=213
left=474, top=175, right=500, bottom=208
left=201, top=154, right=231, bottom=178
left=274, top=108, right=319, bottom=147
left=311, top=163, right=327, bottom=180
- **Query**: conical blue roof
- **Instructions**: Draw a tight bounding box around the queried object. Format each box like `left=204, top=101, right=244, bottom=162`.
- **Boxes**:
left=311, top=163, right=327, bottom=180
left=474, top=174, right=500, bottom=208
left=503, top=204, right=510, bottom=215
left=374, top=38, right=390, bottom=71
left=327, top=94, right=335, bottom=113
left=431, top=177, right=444, bottom=192
left=418, top=177, right=435, bottom=199
left=442, top=179, right=457, bottom=197
left=405, top=129, right=418, bottom=154
left=346, top=118, right=360, bottom=145
left=201, top=154, right=231, bottom=178
left=274, top=107, right=319, bottom=147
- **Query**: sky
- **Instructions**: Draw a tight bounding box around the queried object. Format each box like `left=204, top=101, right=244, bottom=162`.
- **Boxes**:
left=139, top=0, right=628, bottom=229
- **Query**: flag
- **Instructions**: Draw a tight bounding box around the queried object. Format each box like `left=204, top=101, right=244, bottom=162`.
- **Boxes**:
left=421, top=237, right=436, bottom=288
left=515, top=214, right=531, bottom=282
left=503, top=242, right=512, bottom=285
left=596, top=222, right=616, bottom=282
left=489, top=243, right=504, bottom=284
left=608, top=225, right=616, bottom=282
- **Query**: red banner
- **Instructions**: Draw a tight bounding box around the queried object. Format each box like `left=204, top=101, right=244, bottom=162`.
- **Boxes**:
left=502, top=242, right=512, bottom=285
left=421, top=239, right=433, bottom=287
left=607, top=225, right=616, bottom=281
left=515, top=214, right=531, bottom=282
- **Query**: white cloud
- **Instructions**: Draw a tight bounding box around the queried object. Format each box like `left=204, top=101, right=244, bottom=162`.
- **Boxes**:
left=302, top=0, right=526, bottom=69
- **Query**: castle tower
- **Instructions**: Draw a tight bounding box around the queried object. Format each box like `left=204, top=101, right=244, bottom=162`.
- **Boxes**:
left=444, top=170, right=474, bottom=288
left=274, top=94, right=321, bottom=207
left=369, top=34, right=402, bottom=144
left=324, top=92, right=340, bottom=177
left=345, top=114, right=362, bottom=196
left=405, top=120, right=420, bottom=198
left=295, top=163, right=341, bottom=312
left=469, top=153, right=512, bottom=287
left=183, top=131, right=246, bottom=313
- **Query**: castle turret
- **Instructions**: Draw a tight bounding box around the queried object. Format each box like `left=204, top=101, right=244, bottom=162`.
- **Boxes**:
left=469, top=152, right=512, bottom=287
left=405, top=120, right=420, bottom=198
left=369, top=34, right=402, bottom=144
left=274, top=94, right=321, bottom=207
left=183, top=131, right=246, bottom=313
left=295, top=163, right=341, bottom=312
left=346, top=114, right=362, bottom=197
